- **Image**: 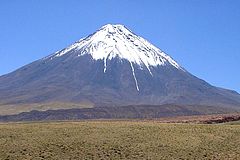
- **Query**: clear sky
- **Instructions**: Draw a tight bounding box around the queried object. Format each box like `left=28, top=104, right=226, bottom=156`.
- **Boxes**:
left=0, top=0, right=239, bottom=92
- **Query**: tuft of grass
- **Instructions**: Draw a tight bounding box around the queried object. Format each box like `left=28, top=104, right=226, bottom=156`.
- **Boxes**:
left=0, top=121, right=240, bottom=159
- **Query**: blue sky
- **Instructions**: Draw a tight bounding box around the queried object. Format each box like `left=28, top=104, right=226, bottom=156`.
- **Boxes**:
left=0, top=0, right=239, bottom=92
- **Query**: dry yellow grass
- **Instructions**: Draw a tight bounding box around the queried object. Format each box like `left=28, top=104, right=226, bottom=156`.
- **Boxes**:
left=0, top=102, right=94, bottom=115
left=0, top=121, right=240, bottom=159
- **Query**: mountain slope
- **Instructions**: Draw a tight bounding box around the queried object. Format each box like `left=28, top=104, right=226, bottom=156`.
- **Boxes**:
left=0, top=24, right=240, bottom=115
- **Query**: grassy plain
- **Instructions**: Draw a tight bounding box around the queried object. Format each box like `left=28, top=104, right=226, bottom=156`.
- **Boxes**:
left=0, top=102, right=94, bottom=116
left=0, top=121, right=240, bottom=160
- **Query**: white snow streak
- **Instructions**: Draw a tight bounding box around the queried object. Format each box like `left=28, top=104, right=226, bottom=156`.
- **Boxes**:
left=130, top=62, right=139, bottom=91
left=103, top=58, right=107, bottom=73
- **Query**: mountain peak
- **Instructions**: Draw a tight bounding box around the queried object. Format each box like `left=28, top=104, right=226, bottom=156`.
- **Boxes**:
left=100, top=24, right=127, bottom=30
left=48, top=24, right=183, bottom=74
left=100, top=24, right=129, bottom=32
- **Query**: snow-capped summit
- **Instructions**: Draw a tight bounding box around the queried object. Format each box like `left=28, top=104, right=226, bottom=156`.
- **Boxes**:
left=50, top=24, right=183, bottom=74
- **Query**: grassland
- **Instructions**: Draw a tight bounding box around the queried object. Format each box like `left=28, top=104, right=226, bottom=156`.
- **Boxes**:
left=0, top=102, right=94, bottom=116
left=225, top=120, right=240, bottom=125
left=0, top=121, right=240, bottom=160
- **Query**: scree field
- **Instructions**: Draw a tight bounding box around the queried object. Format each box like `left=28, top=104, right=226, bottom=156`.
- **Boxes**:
left=0, top=121, right=240, bottom=160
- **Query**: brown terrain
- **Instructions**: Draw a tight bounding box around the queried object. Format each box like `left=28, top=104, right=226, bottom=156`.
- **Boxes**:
left=149, top=113, right=240, bottom=124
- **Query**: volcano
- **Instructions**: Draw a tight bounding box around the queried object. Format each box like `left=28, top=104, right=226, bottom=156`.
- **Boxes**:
left=0, top=24, right=240, bottom=116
